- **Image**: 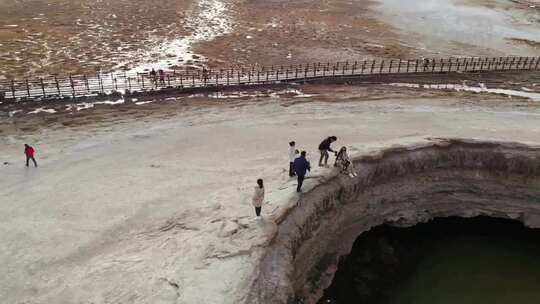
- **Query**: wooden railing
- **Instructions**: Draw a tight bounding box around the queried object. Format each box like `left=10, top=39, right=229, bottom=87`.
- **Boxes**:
left=1, top=56, right=539, bottom=101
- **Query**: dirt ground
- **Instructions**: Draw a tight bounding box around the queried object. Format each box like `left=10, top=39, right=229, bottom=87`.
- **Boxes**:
left=1, top=0, right=538, bottom=80
left=0, top=0, right=194, bottom=78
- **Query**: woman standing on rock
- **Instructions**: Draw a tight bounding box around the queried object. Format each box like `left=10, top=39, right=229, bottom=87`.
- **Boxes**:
left=252, top=179, right=265, bottom=218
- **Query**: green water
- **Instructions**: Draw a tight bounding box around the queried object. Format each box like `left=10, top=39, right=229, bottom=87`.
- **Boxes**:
left=320, top=217, right=540, bottom=304
left=388, top=235, right=540, bottom=304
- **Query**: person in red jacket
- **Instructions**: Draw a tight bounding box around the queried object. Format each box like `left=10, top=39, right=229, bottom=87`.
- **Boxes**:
left=24, top=144, right=37, bottom=167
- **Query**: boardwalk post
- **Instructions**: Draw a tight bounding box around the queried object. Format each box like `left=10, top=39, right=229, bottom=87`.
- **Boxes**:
left=238, top=70, right=241, bottom=85
left=25, top=79, right=30, bottom=98
left=361, top=60, right=366, bottom=74
left=371, top=60, right=375, bottom=73
left=379, top=60, right=384, bottom=74
left=439, top=59, right=444, bottom=72
left=448, top=59, right=453, bottom=72
left=388, top=60, right=393, bottom=73
left=128, top=77, right=132, bottom=91
left=456, top=58, right=461, bottom=71
left=11, top=79, right=15, bottom=98
left=286, top=69, right=289, bottom=80
left=257, top=70, right=260, bottom=83
left=40, top=78, right=46, bottom=97
left=114, top=76, right=119, bottom=92
left=141, top=73, right=145, bottom=89
left=487, top=58, right=493, bottom=70
left=535, top=57, right=540, bottom=69
left=83, top=75, right=89, bottom=93
left=415, top=59, right=419, bottom=72
left=227, top=71, right=230, bottom=85
left=398, top=60, right=401, bottom=73
left=180, top=74, right=183, bottom=87
left=352, top=61, right=356, bottom=75
left=431, top=59, right=436, bottom=73
left=55, top=76, right=60, bottom=95
left=276, top=69, right=279, bottom=81
left=69, top=75, right=75, bottom=97
left=248, top=70, right=251, bottom=83
left=304, top=66, right=308, bottom=80
left=522, top=57, right=529, bottom=70
left=479, top=58, right=485, bottom=70
left=295, top=68, right=299, bottom=78
left=313, top=63, right=316, bottom=77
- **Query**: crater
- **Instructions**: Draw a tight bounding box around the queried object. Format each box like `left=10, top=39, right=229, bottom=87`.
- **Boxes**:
left=246, top=138, right=540, bottom=304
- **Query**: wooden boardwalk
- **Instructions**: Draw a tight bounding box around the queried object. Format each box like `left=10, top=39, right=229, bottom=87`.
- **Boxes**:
left=1, top=56, right=539, bottom=102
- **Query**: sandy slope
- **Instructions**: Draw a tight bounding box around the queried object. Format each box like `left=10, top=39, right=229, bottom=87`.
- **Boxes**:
left=1, top=93, right=539, bottom=303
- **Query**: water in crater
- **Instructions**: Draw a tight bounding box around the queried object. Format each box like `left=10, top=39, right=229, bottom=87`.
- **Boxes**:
left=319, top=217, right=540, bottom=304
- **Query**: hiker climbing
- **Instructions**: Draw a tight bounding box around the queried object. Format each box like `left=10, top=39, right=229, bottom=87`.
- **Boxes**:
left=318, top=136, right=337, bottom=167
left=24, top=144, right=37, bottom=167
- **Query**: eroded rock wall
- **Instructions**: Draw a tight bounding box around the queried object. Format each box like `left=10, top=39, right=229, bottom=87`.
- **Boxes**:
left=247, top=139, right=540, bottom=304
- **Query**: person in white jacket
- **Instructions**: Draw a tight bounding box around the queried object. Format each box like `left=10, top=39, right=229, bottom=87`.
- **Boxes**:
left=252, top=179, right=265, bottom=218
left=288, top=141, right=299, bottom=177
left=335, top=147, right=357, bottom=178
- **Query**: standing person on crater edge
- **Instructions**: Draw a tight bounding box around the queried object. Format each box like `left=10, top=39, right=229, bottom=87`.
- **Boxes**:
left=294, top=151, right=311, bottom=193
left=288, top=141, right=299, bottom=177
left=24, top=144, right=37, bottom=167
left=252, top=179, right=265, bottom=219
left=318, top=136, right=337, bottom=167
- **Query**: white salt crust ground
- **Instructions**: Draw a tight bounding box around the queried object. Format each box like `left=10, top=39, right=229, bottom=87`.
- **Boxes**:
left=1, top=97, right=540, bottom=303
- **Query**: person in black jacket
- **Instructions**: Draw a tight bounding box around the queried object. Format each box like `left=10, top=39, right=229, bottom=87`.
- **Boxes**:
left=318, top=136, right=337, bottom=167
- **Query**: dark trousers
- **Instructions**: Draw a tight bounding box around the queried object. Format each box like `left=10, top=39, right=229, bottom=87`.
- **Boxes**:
left=26, top=156, right=37, bottom=167
left=289, top=162, right=296, bottom=177
left=255, top=207, right=262, bottom=216
left=319, top=150, right=329, bottom=166
left=297, top=175, right=305, bottom=192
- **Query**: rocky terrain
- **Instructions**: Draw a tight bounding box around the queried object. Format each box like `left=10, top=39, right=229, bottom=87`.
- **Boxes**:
left=248, top=138, right=540, bottom=303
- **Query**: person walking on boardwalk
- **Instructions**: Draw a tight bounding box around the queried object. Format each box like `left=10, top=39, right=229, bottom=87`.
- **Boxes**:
left=318, top=136, right=337, bottom=167
left=288, top=141, right=299, bottom=177
left=149, top=68, right=157, bottom=86
left=24, top=144, right=37, bottom=167
left=158, top=69, right=165, bottom=86
left=294, top=151, right=311, bottom=193
left=252, top=179, right=265, bottom=218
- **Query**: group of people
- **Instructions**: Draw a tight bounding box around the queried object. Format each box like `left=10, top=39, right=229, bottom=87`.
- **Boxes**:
left=149, top=68, right=166, bottom=86
left=252, top=136, right=357, bottom=218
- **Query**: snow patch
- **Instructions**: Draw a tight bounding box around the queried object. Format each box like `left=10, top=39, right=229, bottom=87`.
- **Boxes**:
left=117, top=0, right=233, bottom=73
left=389, top=83, right=540, bottom=101
left=28, top=107, right=57, bottom=114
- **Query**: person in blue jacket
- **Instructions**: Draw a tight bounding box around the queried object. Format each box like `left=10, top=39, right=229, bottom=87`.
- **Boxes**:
left=293, top=151, right=311, bottom=193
